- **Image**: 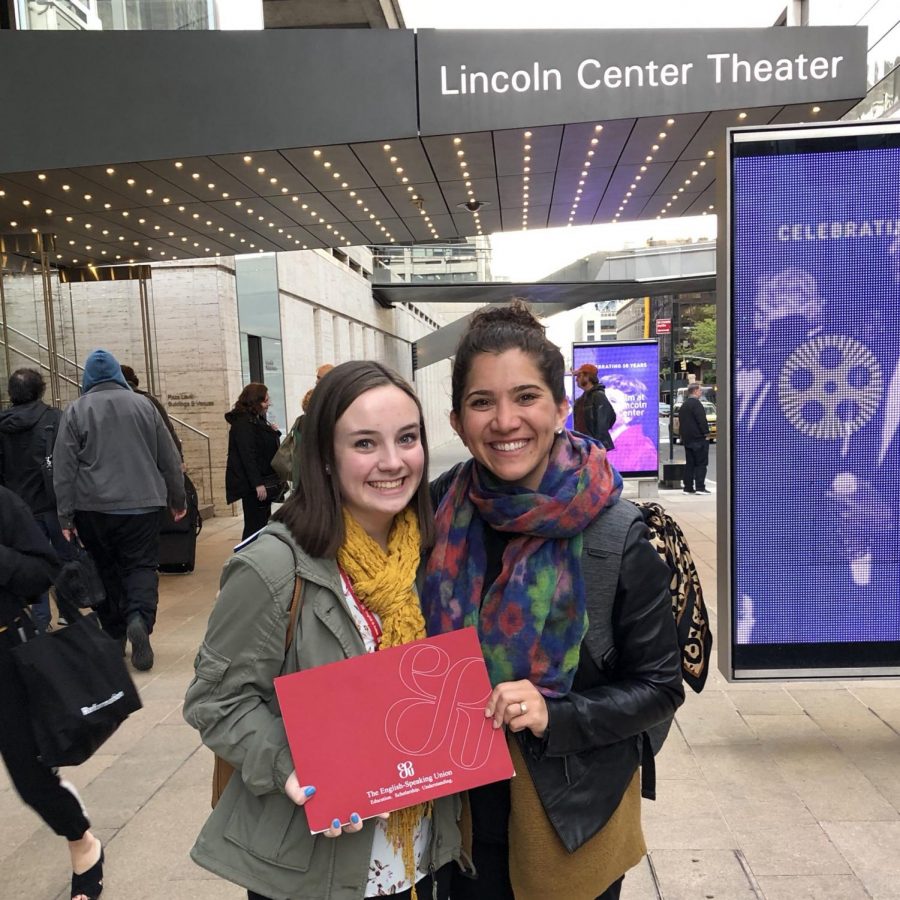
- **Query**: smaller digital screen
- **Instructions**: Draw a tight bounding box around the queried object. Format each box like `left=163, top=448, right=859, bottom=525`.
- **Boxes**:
left=570, top=341, right=659, bottom=477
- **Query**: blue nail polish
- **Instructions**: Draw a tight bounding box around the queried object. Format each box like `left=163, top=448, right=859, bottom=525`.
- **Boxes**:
left=350, top=813, right=360, bottom=824
left=304, top=786, right=316, bottom=797
left=332, top=818, right=341, bottom=829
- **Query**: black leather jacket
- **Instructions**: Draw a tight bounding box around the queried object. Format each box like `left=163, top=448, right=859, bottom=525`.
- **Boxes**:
left=516, top=517, right=683, bottom=851
left=430, top=467, right=684, bottom=853
left=584, top=385, right=617, bottom=450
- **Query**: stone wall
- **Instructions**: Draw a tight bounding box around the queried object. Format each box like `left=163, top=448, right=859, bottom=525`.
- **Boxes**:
left=3, top=248, right=454, bottom=515
left=275, top=249, right=455, bottom=451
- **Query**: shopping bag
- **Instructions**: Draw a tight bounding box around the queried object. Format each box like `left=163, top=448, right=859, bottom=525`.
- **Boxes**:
left=12, top=608, right=142, bottom=767
left=54, top=540, right=106, bottom=609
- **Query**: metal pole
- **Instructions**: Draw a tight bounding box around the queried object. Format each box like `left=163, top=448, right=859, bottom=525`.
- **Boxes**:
left=138, top=276, right=153, bottom=393
left=669, top=299, right=678, bottom=462
left=0, top=263, right=11, bottom=388
left=147, top=276, right=161, bottom=397
left=67, top=280, right=79, bottom=395
left=38, top=234, right=62, bottom=407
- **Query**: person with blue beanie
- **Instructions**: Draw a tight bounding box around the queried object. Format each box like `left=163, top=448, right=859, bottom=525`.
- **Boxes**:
left=53, top=349, right=186, bottom=671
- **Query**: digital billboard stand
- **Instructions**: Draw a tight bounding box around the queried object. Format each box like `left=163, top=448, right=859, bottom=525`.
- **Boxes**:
left=721, top=119, right=900, bottom=681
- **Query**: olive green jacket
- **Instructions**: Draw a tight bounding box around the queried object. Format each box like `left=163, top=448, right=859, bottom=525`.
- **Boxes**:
left=183, top=522, right=461, bottom=900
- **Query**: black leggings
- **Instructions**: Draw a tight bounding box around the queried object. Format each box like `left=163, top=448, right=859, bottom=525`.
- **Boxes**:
left=248, top=861, right=452, bottom=900
left=450, top=840, right=623, bottom=900
left=0, top=629, right=91, bottom=841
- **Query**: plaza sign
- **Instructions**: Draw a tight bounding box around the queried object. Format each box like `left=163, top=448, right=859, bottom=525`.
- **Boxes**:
left=417, top=28, right=866, bottom=134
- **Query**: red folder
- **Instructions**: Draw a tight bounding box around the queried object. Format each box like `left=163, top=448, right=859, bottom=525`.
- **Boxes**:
left=274, top=626, right=515, bottom=833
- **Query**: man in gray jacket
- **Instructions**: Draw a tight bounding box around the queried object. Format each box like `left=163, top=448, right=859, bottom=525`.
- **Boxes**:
left=53, top=349, right=186, bottom=670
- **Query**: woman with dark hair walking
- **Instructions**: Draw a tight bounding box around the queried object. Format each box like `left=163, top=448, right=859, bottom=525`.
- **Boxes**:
left=423, top=301, right=684, bottom=900
left=185, top=361, right=460, bottom=900
left=225, top=383, right=281, bottom=540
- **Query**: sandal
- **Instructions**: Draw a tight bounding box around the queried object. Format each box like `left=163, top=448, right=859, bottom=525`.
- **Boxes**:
left=71, top=844, right=104, bottom=900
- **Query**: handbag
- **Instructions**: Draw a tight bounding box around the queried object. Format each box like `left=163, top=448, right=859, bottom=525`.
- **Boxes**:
left=272, top=415, right=303, bottom=485
left=211, top=572, right=303, bottom=808
left=271, top=431, right=295, bottom=483
left=54, top=540, right=106, bottom=610
left=12, top=598, right=142, bottom=767
left=263, top=473, right=288, bottom=504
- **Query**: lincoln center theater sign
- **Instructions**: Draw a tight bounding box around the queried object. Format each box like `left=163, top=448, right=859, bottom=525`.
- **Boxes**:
left=0, top=26, right=867, bottom=173
left=417, top=28, right=865, bottom=134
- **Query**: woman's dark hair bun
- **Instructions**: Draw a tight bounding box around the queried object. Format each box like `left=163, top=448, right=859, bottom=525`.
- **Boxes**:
left=469, top=298, right=544, bottom=335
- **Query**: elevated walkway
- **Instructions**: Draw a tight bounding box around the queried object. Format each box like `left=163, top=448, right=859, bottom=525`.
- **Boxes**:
left=401, top=243, right=715, bottom=369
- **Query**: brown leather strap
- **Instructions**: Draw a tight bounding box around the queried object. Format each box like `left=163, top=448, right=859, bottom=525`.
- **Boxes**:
left=284, top=574, right=303, bottom=651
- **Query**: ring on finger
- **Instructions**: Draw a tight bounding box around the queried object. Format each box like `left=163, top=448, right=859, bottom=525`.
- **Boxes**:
left=519, top=701, right=527, bottom=715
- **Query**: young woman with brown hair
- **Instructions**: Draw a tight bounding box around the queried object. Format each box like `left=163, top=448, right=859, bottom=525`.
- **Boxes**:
left=186, top=361, right=460, bottom=900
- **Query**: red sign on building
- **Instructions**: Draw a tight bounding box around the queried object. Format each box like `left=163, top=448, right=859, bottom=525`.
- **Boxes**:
left=655, top=318, right=672, bottom=335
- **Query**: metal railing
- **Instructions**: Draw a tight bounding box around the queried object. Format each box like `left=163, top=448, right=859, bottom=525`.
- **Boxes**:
left=0, top=322, right=216, bottom=510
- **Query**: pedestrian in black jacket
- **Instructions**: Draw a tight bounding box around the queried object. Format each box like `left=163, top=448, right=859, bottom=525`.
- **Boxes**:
left=678, top=384, right=711, bottom=494
left=572, top=363, right=616, bottom=449
left=0, top=368, right=67, bottom=631
left=0, top=486, right=106, bottom=900
left=225, top=383, right=281, bottom=540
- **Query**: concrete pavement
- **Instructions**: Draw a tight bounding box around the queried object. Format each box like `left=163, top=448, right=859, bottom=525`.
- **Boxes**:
left=3, top=439, right=899, bottom=899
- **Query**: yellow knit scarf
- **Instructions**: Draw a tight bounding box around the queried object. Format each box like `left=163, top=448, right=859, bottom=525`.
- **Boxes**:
left=336, top=506, right=431, bottom=894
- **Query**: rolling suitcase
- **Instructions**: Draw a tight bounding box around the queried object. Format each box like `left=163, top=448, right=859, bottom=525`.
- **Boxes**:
left=158, top=473, right=202, bottom=573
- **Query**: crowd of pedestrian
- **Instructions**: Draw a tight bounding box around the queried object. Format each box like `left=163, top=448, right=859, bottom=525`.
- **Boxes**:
left=0, top=306, right=691, bottom=900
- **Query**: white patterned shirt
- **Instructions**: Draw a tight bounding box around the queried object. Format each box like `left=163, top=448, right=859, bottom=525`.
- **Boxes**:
left=339, top=573, right=431, bottom=896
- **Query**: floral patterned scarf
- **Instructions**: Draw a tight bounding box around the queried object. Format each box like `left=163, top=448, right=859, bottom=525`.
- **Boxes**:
left=422, top=432, right=622, bottom=697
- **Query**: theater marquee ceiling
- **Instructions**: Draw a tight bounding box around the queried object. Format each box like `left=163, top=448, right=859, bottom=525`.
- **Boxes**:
left=0, top=27, right=866, bottom=269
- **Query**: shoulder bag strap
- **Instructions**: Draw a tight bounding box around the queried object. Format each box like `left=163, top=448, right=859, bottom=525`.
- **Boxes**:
left=579, top=499, right=643, bottom=671
left=284, top=574, right=303, bottom=651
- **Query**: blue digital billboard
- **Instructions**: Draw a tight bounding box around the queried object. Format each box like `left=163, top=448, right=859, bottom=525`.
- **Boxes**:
left=730, top=124, right=900, bottom=674
left=570, top=341, right=659, bottom=478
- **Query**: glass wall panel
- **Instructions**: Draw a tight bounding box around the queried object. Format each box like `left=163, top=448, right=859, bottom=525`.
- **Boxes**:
left=14, top=0, right=218, bottom=30
left=260, top=337, right=286, bottom=437
left=235, top=253, right=286, bottom=436
left=235, top=255, right=281, bottom=340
